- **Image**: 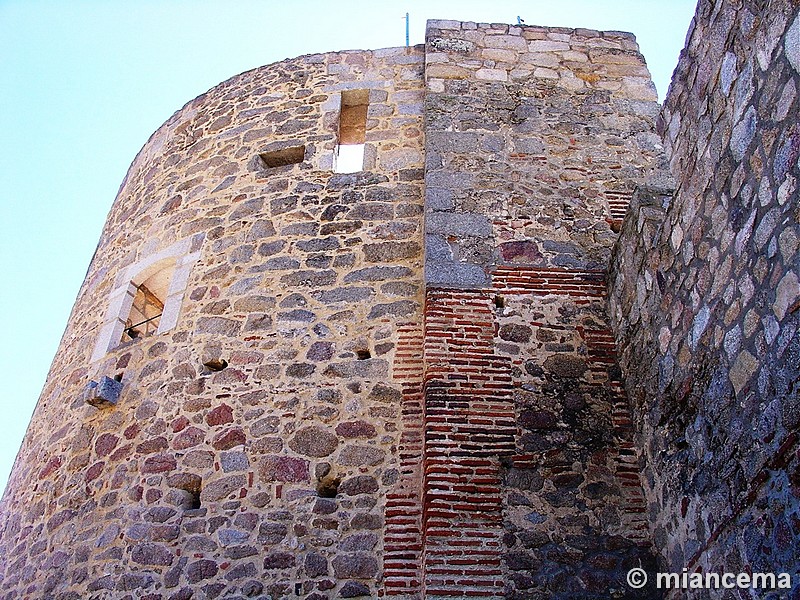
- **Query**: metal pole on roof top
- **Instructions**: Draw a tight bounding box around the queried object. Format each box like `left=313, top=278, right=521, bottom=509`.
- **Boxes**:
left=405, top=12, right=410, bottom=47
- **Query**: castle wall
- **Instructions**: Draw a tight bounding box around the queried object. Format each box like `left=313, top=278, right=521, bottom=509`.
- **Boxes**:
left=0, top=47, right=427, bottom=599
left=0, top=14, right=723, bottom=600
left=418, top=20, right=669, bottom=599
left=609, top=0, right=800, bottom=587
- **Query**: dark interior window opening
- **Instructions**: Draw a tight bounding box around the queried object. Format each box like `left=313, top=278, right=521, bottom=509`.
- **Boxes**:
left=335, top=90, right=368, bottom=173
left=187, top=488, right=202, bottom=510
left=259, top=145, right=306, bottom=168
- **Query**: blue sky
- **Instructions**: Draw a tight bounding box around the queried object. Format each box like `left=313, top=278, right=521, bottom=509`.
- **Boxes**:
left=0, top=0, right=698, bottom=495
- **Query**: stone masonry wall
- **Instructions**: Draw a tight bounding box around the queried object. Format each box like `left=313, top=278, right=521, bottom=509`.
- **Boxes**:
left=608, top=0, right=800, bottom=593
left=423, top=19, right=663, bottom=287
left=0, top=47, right=427, bottom=600
left=419, top=20, right=670, bottom=599
left=0, top=12, right=765, bottom=600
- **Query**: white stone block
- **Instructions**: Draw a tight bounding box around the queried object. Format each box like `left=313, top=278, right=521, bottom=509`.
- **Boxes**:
left=475, top=68, right=508, bottom=81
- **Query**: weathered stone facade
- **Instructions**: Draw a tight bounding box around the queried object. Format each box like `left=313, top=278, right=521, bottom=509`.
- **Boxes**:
left=0, top=48, right=427, bottom=599
left=609, top=0, right=800, bottom=596
left=1, top=3, right=798, bottom=599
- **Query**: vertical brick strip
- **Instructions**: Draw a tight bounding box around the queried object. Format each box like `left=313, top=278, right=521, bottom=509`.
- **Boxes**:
left=383, top=321, right=425, bottom=598
left=421, top=290, right=515, bottom=599
left=605, top=188, right=632, bottom=230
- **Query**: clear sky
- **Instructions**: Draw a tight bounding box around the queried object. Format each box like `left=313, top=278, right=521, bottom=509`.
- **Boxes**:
left=0, top=0, right=698, bottom=495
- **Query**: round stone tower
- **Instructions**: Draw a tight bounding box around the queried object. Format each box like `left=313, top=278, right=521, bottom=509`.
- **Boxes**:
left=0, top=47, right=426, bottom=599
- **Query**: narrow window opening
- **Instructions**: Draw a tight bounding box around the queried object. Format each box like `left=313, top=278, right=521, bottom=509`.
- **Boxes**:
left=494, top=295, right=506, bottom=309
left=92, top=237, right=201, bottom=362
left=259, top=145, right=305, bottom=168
left=123, top=265, right=173, bottom=343
left=356, top=349, right=371, bottom=360
left=335, top=90, right=368, bottom=173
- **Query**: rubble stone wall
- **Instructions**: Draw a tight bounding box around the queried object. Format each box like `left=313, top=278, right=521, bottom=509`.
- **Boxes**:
left=609, top=0, right=800, bottom=588
left=0, top=47, right=427, bottom=600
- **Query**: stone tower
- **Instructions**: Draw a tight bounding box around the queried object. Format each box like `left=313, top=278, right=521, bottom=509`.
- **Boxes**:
left=1, top=5, right=797, bottom=599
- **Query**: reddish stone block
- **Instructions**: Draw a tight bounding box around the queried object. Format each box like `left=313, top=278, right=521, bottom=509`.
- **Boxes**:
left=335, top=421, right=377, bottom=439
left=46, top=509, right=77, bottom=533
left=109, top=443, right=133, bottom=462
left=212, top=427, right=246, bottom=450
left=131, top=542, right=174, bottom=566
left=186, top=559, right=218, bottom=583
left=263, top=552, right=295, bottom=569
left=171, top=415, right=190, bottom=433
left=142, top=455, right=177, bottom=474
left=137, top=437, right=168, bottom=455
left=94, top=433, right=119, bottom=457
left=85, top=461, right=105, bottom=482
left=206, top=403, right=234, bottom=426
left=38, top=456, right=62, bottom=480
left=259, top=455, right=309, bottom=483
left=173, top=426, right=206, bottom=450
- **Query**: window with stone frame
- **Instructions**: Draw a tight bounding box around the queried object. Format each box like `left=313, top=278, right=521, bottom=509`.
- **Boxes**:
left=91, top=236, right=202, bottom=362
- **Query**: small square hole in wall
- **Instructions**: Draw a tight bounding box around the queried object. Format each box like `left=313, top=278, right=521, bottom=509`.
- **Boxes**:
left=259, top=145, right=306, bottom=168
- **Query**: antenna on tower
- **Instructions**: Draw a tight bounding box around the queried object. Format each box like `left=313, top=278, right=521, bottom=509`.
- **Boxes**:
left=404, top=12, right=410, bottom=47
